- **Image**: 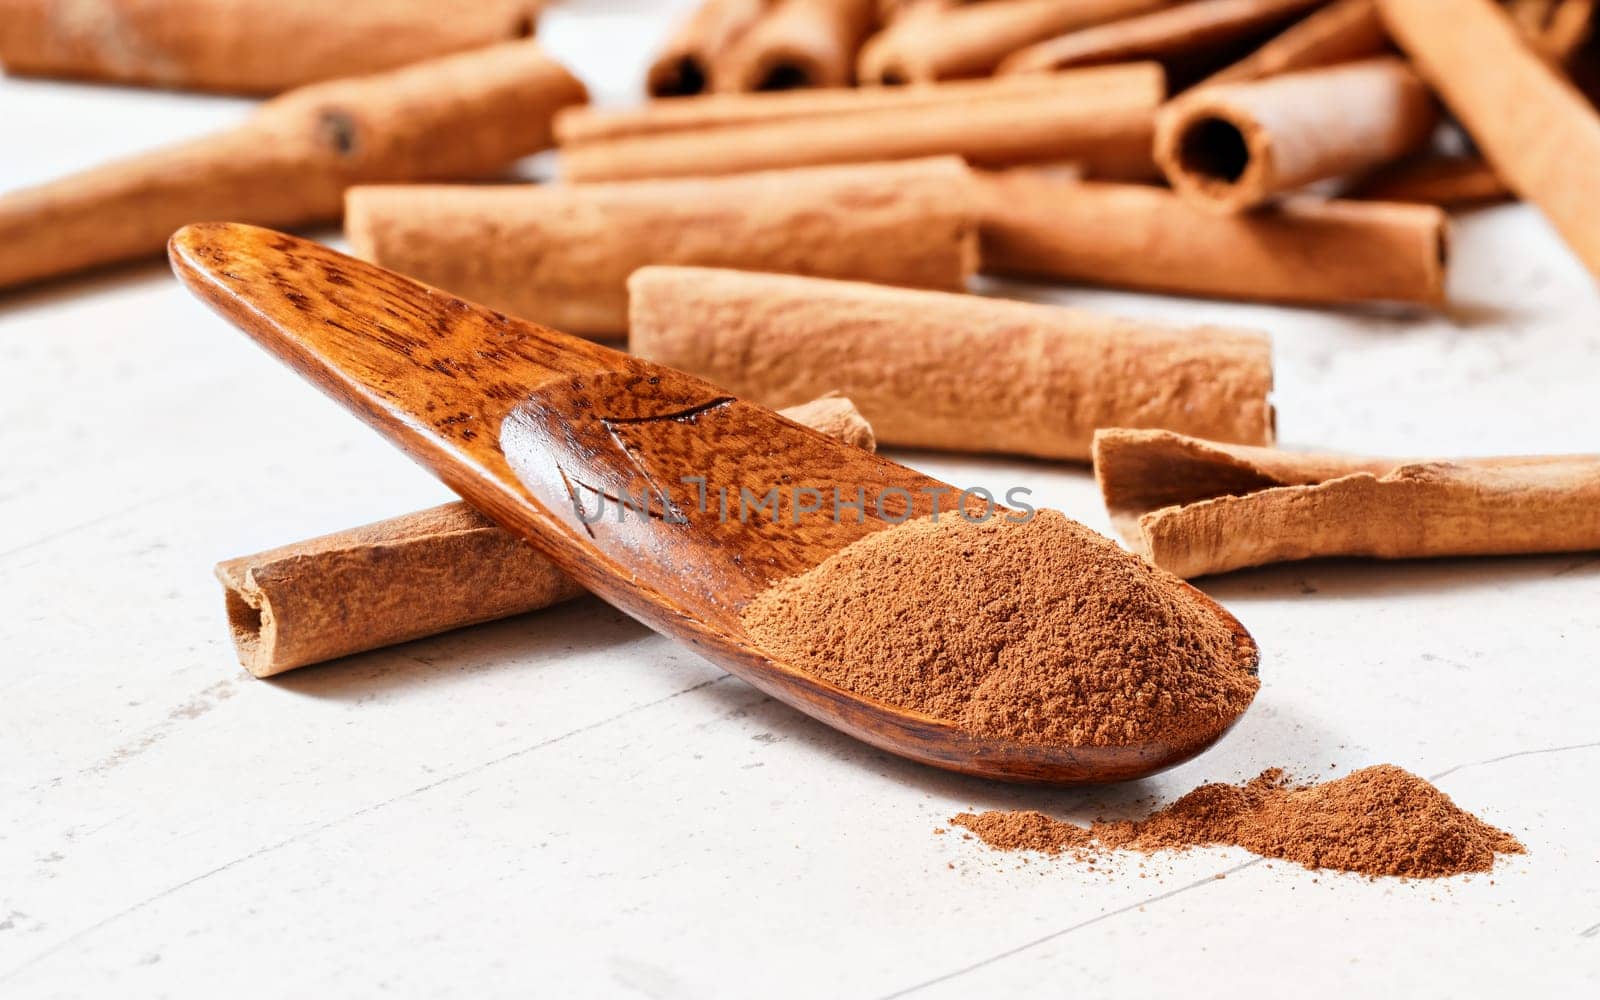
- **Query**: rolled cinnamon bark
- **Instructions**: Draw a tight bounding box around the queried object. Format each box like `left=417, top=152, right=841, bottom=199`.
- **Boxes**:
left=856, top=0, right=1171, bottom=84
left=556, top=61, right=1165, bottom=145
left=1203, top=0, right=1387, bottom=86
left=345, top=158, right=978, bottom=338
left=997, top=0, right=1324, bottom=84
left=1379, top=0, right=1600, bottom=282
left=0, top=0, right=544, bottom=94
left=876, top=0, right=953, bottom=21
left=1093, top=428, right=1600, bottom=578
left=0, top=41, right=586, bottom=291
left=977, top=174, right=1447, bottom=306
left=559, top=77, right=1159, bottom=181
left=628, top=266, right=1275, bottom=461
left=1508, top=0, right=1595, bottom=63
left=1349, top=155, right=1510, bottom=205
left=714, top=0, right=877, bottom=91
left=647, top=0, right=768, bottom=97
left=1538, top=0, right=1596, bottom=63
left=217, top=396, right=874, bottom=678
left=1154, top=57, right=1437, bottom=212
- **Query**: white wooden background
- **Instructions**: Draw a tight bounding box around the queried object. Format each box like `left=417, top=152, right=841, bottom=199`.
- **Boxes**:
left=1, top=2, right=1597, bottom=996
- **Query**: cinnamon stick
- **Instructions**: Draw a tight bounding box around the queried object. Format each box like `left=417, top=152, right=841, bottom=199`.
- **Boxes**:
left=1093, top=428, right=1600, bottom=578
left=1203, top=0, right=1387, bottom=86
left=1538, top=0, right=1596, bottom=63
left=647, top=0, right=768, bottom=97
left=856, top=0, right=1171, bottom=83
left=978, top=174, right=1447, bottom=306
left=559, top=74, right=1159, bottom=181
left=1509, top=0, right=1595, bottom=63
left=217, top=396, right=874, bottom=678
left=628, top=266, right=1275, bottom=461
left=0, top=41, right=586, bottom=291
left=714, top=0, right=877, bottom=91
left=997, top=0, right=1324, bottom=85
left=0, top=0, right=545, bottom=94
left=875, top=0, right=953, bottom=21
left=1154, top=57, right=1437, bottom=212
left=555, top=61, right=1165, bottom=146
left=1379, top=0, right=1600, bottom=282
left=345, top=158, right=978, bottom=338
left=1349, top=154, right=1511, bottom=206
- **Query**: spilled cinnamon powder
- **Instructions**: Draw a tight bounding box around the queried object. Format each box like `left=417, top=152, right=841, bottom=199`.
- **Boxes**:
left=952, top=765, right=1525, bottom=879
left=740, top=511, right=1258, bottom=748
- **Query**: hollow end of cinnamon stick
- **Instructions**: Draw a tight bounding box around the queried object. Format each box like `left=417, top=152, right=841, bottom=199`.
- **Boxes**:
left=647, top=0, right=770, bottom=97
left=650, top=54, right=716, bottom=98
left=1155, top=58, right=1440, bottom=213
left=217, top=565, right=274, bottom=676
left=1160, top=108, right=1266, bottom=211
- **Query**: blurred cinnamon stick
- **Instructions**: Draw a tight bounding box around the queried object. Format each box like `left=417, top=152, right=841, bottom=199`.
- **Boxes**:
left=997, top=0, right=1323, bottom=86
left=0, top=0, right=545, bottom=94
left=978, top=173, right=1447, bottom=306
left=1380, top=0, right=1600, bottom=282
left=647, top=0, right=768, bottom=97
left=856, top=0, right=1170, bottom=84
left=345, top=158, right=978, bottom=337
left=556, top=61, right=1164, bottom=145
left=1509, top=0, right=1595, bottom=63
left=1154, top=57, right=1437, bottom=212
left=1094, top=428, right=1600, bottom=578
left=1349, top=155, right=1510, bottom=205
left=1203, top=0, right=1387, bottom=85
left=217, top=396, right=875, bottom=677
left=0, top=41, right=586, bottom=290
left=715, top=0, right=877, bottom=90
left=560, top=72, right=1160, bottom=181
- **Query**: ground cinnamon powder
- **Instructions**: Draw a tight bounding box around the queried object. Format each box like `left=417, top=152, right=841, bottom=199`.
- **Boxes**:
left=952, top=765, right=1526, bottom=878
left=739, top=511, right=1258, bottom=748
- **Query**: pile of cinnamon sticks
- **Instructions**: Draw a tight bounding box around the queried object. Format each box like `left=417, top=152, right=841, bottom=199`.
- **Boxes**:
left=1, top=0, right=1597, bottom=678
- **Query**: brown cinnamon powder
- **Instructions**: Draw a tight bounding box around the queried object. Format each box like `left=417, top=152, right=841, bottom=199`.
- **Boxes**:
left=952, top=765, right=1526, bottom=878
left=739, top=511, right=1258, bottom=748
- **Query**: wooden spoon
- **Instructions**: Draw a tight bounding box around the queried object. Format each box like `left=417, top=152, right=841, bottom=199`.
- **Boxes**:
left=170, top=223, right=1259, bottom=784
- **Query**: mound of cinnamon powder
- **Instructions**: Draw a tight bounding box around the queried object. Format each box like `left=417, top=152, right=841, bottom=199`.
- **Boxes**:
left=739, top=511, right=1258, bottom=748
left=952, top=765, right=1526, bottom=879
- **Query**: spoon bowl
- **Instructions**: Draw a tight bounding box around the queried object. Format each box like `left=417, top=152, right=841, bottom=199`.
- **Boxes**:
left=170, top=223, right=1258, bottom=784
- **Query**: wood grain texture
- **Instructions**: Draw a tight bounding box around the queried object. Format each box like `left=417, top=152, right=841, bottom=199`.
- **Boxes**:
left=216, top=395, right=874, bottom=677
left=170, top=223, right=1257, bottom=784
